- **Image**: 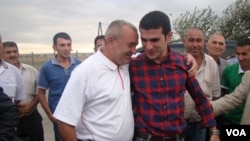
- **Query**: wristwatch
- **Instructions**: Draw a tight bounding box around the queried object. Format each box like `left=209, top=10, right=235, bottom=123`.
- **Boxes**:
left=210, top=129, right=220, bottom=135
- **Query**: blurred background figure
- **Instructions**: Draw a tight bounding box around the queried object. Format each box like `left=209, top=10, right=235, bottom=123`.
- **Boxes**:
left=93, top=35, right=105, bottom=52
left=206, top=33, right=229, bottom=78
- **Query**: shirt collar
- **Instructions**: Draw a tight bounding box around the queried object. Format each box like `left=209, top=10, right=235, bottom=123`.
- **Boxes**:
left=19, top=63, right=27, bottom=71
left=51, top=56, right=76, bottom=66
left=238, top=64, right=244, bottom=74
left=0, top=59, right=9, bottom=68
left=96, top=49, right=118, bottom=71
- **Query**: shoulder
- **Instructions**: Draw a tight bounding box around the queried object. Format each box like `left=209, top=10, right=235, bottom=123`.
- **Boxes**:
left=204, top=54, right=216, bottom=62
left=40, top=59, right=53, bottom=69
left=21, top=63, right=37, bottom=71
left=168, top=50, right=187, bottom=66
left=41, top=59, right=52, bottom=66
left=74, top=58, right=81, bottom=64
left=244, top=71, right=250, bottom=77
left=21, top=63, right=39, bottom=76
left=170, top=50, right=186, bottom=60
left=4, top=61, right=20, bottom=73
left=225, top=63, right=238, bottom=70
left=204, top=54, right=218, bottom=66
left=130, top=53, right=146, bottom=65
left=220, top=58, right=228, bottom=65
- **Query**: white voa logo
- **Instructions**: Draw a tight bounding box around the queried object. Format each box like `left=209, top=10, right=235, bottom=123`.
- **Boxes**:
left=226, top=129, right=246, bottom=136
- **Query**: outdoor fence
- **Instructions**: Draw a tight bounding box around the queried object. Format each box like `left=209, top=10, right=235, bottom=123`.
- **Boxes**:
left=20, top=51, right=91, bottom=71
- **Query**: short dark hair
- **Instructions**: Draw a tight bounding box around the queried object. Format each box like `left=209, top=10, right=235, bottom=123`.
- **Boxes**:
left=139, top=10, right=171, bottom=36
left=53, top=32, right=71, bottom=45
left=3, top=41, right=18, bottom=51
left=94, top=35, right=105, bottom=46
left=237, top=33, right=250, bottom=46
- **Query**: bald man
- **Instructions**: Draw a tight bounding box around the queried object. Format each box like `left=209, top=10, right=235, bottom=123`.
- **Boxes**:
left=206, top=34, right=229, bottom=78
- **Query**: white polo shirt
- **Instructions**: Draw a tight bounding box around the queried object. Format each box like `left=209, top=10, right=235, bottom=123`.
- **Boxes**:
left=54, top=50, right=134, bottom=141
left=0, top=59, right=25, bottom=101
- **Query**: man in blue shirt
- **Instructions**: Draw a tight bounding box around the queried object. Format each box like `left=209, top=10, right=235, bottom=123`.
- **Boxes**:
left=37, top=32, right=81, bottom=141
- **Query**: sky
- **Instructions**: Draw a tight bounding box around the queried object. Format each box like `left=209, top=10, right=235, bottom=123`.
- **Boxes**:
left=0, top=0, right=235, bottom=54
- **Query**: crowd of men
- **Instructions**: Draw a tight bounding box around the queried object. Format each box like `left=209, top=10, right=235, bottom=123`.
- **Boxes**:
left=1, top=10, right=250, bottom=141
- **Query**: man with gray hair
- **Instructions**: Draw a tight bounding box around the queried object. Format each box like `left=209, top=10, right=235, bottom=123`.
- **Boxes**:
left=54, top=20, right=138, bottom=141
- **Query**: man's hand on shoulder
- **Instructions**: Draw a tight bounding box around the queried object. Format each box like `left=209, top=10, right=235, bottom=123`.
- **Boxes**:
left=183, top=53, right=198, bottom=77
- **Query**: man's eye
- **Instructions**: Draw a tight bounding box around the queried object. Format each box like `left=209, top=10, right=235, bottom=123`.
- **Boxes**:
left=188, top=38, right=195, bottom=42
left=196, top=39, right=202, bottom=42
left=151, top=39, right=159, bottom=42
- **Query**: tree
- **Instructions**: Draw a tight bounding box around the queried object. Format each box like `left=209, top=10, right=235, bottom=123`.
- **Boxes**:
left=220, top=0, right=250, bottom=40
left=173, top=6, right=219, bottom=40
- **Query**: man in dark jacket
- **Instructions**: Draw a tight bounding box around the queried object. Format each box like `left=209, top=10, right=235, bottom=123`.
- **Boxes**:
left=0, top=87, right=22, bottom=141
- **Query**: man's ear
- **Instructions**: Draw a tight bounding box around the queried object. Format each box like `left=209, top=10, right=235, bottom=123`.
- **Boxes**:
left=106, top=36, right=114, bottom=47
left=52, top=45, right=56, bottom=51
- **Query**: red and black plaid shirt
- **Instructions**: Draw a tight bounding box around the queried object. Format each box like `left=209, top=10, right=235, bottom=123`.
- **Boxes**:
left=129, top=47, right=216, bottom=136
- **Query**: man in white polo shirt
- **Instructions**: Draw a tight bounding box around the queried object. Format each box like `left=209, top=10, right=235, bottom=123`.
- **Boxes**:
left=0, top=34, right=25, bottom=104
left=53, top=20, right=139, bottom=141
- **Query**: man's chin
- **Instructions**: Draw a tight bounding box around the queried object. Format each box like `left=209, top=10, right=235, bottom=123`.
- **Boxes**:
left=8, top=60, right=17, bottom=64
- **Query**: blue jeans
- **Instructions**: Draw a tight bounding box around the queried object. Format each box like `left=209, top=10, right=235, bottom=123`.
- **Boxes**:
left=184, top=121, right=206, bottom=141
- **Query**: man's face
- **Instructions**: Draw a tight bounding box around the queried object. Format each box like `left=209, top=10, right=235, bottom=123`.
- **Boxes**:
left=53, top=38, right=72, bottom=59
left=183, top=29, right=205, bottom=58
left=236, top=45, right=250, bottom=69
left=3, top=46, right=19, bottom=66
left=111, top=25, right=138, bottom=66
left=94, top=39, right=105, bottom=52
left=139, top=27, right=171, bottom=63
left=206, top=35, right=226, bottom=57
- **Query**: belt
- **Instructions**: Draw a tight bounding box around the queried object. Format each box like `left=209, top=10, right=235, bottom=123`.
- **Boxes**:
left=135, top=130, right=185, bottom=141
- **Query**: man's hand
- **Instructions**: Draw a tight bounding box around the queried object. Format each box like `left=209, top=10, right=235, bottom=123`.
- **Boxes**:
left=18, top=103, right=33, bottom=117
left=49, top=114, right=57, bottom=122
left=184, top=53, right=198, bottom=77
left=210, top=134, right=220, bottom=141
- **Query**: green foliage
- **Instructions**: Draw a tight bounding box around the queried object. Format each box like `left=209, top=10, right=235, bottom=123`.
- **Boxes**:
left=173, top=6, right=219, bottom=40
left=173, top=0, right=250, bottom=40
left=220, top=0, right=250, bottom=40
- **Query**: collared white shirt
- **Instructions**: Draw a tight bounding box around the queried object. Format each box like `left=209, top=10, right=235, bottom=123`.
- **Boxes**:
left=0, top=59, right=25, bottom=101
left=18, top=63, right=39, bottom=104
left=184, top=54, right=221, bottom=121
left=54, top=50, right=134, bottom=141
